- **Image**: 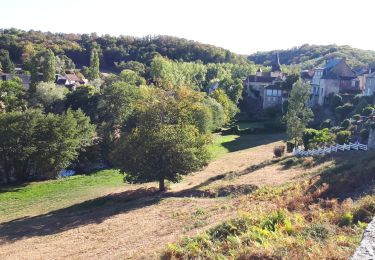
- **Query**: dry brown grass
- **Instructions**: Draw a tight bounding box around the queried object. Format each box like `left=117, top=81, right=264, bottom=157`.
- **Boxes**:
left=0, top=137, right=331, bottom=260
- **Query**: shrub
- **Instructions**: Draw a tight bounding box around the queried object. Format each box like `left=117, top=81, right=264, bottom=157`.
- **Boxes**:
left=352, top=197, right=375, bottom=223
left=329, top=94, right=343, bottom=111
left=320, top=119, right=332, bottom=128
left=209, top=217, right=251, bottom=241
left=260, top=210, right=287, bottom=232
left=336, top=130, right=351, bottom=144
left=355, top=99, right=369, bottom=115
left=273, top=145, right=285, bottom=157
left=286, top=141, right=294, bottom=152
left=335, top=103, right=354, bottom=120
left=339, top=212, right=353, bottom=226
left=362, top=106, right=374, bottom=116
left=303, top=224, right=329, bottom=241
left=360, top=129, right=369, bottom=140
left=352, top=114, right=361, bottom=121
left=341, top=119, right=351, bottom=128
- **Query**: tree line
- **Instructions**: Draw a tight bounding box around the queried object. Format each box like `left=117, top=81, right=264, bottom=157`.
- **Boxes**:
left=0, top=28, right=250, bottom=70
left=0, top=44, right=254, bottom=190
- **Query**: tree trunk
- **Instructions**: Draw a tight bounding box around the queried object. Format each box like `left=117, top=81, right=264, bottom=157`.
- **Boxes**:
left=159, top=178, right=165, bottom=192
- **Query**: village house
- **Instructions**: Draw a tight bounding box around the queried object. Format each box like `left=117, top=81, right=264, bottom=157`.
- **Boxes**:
left=364, top=71, right=375, bottom=96
left=0, top=69, right=31, bottom=90
left=55, top=72, right=88, bottom=90
left=244, top=54, right=287, bottom=110
left=309, top=58, right=363, bottom=106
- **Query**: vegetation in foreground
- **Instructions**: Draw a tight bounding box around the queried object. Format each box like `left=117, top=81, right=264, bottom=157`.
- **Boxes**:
left=163, top=152, right=375, bottom=259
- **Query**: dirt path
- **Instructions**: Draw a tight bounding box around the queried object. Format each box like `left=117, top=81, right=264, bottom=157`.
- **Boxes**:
left=0, top=137, right=291, bottom=260
left=171, top=139, right=284, bottom=192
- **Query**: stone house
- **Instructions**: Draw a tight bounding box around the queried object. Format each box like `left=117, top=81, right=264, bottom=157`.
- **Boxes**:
left=310, top=58, right=362, bottom=106
left=364, top=71, right=375, bottom=96
left=244, top=54, right=286, bottom=110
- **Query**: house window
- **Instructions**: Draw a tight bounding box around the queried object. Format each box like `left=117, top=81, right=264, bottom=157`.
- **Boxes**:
left=352, top=80, right=356, bottom=87
left=266, top=89, right=272, bottom=96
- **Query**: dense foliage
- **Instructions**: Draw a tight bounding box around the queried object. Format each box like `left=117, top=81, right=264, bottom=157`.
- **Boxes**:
left=0, top=28, right=249, bottom=69
left=0, top=109, right=95, bottom=183
left=249, top=44, right=375, bottom=69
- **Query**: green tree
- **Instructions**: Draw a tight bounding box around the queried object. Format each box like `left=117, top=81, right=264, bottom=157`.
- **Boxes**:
left=0, top=77, right=26, bottom=112
left=283, top=80, right=313, bottom=146
left=89, top=48, right=100, bottom=80
left=119, top=69, right=146, bottom=86
left=111, top=89, right=210, bottom=191
left=0, top=109, right=95, bottom=183
left=0, top=49, right=15, bottom=73
left=43, top=49, right=56, bottom=82
left=210, top=88, right=238, bottom=123
left=30, top=82, right=67, bottom=109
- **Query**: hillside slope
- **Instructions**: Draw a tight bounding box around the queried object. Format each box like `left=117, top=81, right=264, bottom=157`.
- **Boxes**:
left=248, top=44, right=375, bottom=69
left=0, top=28, right=249, bottom=68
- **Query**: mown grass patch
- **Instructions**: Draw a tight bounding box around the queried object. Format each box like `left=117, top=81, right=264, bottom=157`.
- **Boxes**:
left=0, top=169, right=124, bottom=222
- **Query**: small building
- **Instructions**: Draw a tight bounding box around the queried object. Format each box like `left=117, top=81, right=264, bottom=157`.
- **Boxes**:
left=364, top=71, right=375, bottom=96
left=310, top=58, right=361, bottom=106
left=55, top=73, right=87, bottom=90
left=244, top=53, right=286, bottom=110
left=0, top=72, right=31, bottom=90
left=263, top=83, right=283, bottom=109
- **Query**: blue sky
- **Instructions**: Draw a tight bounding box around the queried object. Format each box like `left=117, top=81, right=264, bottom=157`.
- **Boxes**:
left=1, top=0, right=374, bottom=55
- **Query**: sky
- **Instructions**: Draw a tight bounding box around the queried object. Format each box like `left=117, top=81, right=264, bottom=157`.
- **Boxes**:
left=1, top=0, right=375, bottom=55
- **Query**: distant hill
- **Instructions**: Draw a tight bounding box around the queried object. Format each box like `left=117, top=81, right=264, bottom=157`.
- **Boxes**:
left=248, top=44, right=375, bottom=69
left=0, top=28, right=249, bottom=69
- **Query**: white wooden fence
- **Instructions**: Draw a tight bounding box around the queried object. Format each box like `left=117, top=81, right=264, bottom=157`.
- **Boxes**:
left=293, top=142, right=368, bottom=157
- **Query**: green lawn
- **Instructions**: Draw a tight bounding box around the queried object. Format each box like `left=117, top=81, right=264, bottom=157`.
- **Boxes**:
left=237, top=121, right=268, bottom=130
left=208, top=133, right=285, bottom=158
left=0, top=170, right=124, bottom=222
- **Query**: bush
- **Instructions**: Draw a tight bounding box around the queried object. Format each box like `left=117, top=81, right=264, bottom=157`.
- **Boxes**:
left=336, top=130, right=351, bottom=144
left=340, top=119, right=351, bottom=128
left=320, top=119, right=332, bottom=129
left=260, top=210, right=287, bottom=232
left=335, top=103, right=354, bottom=120
left=362, top=106, right=374, bottom=116
left=286, top=141, right=294, bottom=152
left=330, top=94, right=343, bottom=111
left=273, top=145, right=285, bottom=157
left=355, top=99, right=369, bottom=115
left=209, top=217, right=251, bottom=241
left=303, top=224, right=329, bottom=241
left=360, top=129, right=369, bottom=140
left=339, top=212, right=353, bottom=226
left=352, top=114, right=361, bottom=121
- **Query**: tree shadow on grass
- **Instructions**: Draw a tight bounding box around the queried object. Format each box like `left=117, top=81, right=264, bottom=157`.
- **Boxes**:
left=0, top=187, right=161, bottom=243
left=221, top=133, right=286, bottom=153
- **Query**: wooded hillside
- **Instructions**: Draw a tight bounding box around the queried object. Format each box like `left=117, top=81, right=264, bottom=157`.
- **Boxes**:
left=248, top=44, right=375, bottom=69
left=0, top=28, right=249, bottom=69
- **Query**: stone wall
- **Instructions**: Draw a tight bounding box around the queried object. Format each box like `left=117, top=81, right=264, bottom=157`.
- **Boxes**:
left=351, top=218, right=375, bottom=259
left=368, top=128, right=375, bottom=150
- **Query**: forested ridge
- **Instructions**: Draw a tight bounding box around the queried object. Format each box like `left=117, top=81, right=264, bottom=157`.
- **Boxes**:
left=0, top=28, right=249, bottom=69
left=248, top=44, right=375, bottom=69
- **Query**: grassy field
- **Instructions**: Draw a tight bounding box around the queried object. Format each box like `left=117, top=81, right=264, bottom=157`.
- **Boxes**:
left=208, top=133, right=285, bottom=158
left=0, top=133, right=282, bottom=223
left=237, top=121, right=269, bottom=130
left=0, top=170, right=124, bottom=222
left=0, top=133, right=373, bottom=259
